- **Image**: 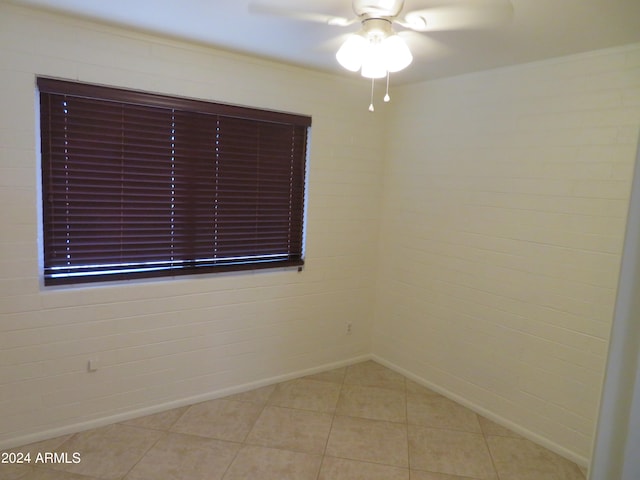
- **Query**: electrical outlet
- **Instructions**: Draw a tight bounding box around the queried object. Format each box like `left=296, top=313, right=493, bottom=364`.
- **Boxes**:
left=87, top=359, right=100, bottom=372
left=346, top=322, right=352, bottom=335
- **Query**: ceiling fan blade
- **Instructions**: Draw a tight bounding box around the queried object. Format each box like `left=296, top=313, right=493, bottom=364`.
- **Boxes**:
left=398, top=31, right=450, bottom=59
left=400, top=1, right=513, bottom=32
left=248, top=3, right=356, bottom=27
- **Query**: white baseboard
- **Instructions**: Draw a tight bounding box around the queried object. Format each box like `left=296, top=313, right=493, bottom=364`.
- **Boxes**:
left=371, top=354, right=590, bottom=469
left=1, top=354, right=372, bottom=451
left=4, top=352, right=590, bottom=472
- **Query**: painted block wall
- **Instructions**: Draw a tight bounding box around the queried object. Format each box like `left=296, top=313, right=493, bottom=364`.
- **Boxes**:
left=0, top=4, right=386, bottom=448
left=373, top=44, right=640, bottom=464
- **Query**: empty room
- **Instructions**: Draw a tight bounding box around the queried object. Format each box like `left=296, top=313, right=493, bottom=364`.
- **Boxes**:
left=1, top=0, right=640, bottom=479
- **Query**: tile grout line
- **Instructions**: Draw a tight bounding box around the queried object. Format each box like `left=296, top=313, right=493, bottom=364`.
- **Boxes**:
left=219, top=386, right=275, bottom=480
left=112, top=405, right=192, bottom=480
left=404, top=375, right=411, bottom=476
left=480, top=421, right=504, bottom=480
left=314, top=366, right=348, bottom=480
left=118, top=425, right=168, bottom=480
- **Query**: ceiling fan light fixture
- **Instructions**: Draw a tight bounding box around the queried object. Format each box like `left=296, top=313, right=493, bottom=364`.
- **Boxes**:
left=360, top=49, right=387, bottom=78
left=337, top=21, right=412, bottom=77
left=381, top=34, right=412, bottom=72
left=336, top=33, right=367, bottom=71
left=333, top=3, right=418, bottom=109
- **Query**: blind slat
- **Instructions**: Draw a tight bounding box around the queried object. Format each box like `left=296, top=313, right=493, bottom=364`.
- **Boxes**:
left=39, top=78, right=309, bottom=285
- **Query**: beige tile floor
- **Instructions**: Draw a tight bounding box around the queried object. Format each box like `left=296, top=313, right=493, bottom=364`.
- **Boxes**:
left=2, top=361, right=588, bottom=480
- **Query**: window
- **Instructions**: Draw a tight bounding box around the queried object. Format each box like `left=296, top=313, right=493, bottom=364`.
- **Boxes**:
left=38, top=78, right=310, bottom=286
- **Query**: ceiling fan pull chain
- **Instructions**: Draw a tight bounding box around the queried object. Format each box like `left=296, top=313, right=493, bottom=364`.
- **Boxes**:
left=384, top=71, right=391, bottom=102
left=369, top=77, right=375, bottom=112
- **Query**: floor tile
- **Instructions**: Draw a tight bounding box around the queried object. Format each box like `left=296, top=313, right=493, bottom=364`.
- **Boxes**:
left=120, top=406, right=188, bottom=431
left=326, top=415, right=409, bottom=467
left=410, top=471, right=481, bottom=480
left=304, top=367, right=346, bottom=384
left=12, top=468, right=101, bottom=479
left=336, top=384, right=407, bottom=422
left=407, top=393, right=481, bottom=433
left=224, top=385, right=276, bottom=405
left=171, top=398, right=262, bottom=442
left=319, top=456, right=410, bottom=480
left=124, top=432, right=240, bottom=480
left=408, top=425, right=497, bottom=479
left=406, top=380, right=441, bottom=397
left=4, top=435, right=74, bottom=457
left=245, top=406, right=333, bottom=454
left=1, top=435, right=74, bottom=480
left=222, top=445, right=321, bottom=480
left=344, top=361, right=406, bottom=391
left=268, top=379, right=341, bottom=413
left=0, top=463, right=34, bottom=480
left=486, top=435, right=586, bottom=480
left=1, top=465, right=107, bottom=479
left=47, top=424, right=163, bottom=480
left=477, top=416, right=522, bottom=438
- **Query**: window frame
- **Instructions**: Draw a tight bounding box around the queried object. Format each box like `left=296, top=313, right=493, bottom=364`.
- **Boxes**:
left=38, top=78, right=310, bottom=286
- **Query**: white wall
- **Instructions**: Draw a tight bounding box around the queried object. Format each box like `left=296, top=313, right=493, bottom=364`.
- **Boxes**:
left=0, top=4, right=386, bottom=448
left=373, top=44, right=640, bottom=464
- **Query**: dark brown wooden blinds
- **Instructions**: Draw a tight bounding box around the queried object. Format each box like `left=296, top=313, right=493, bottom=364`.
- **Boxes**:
left=38, top=78, right=310, bottom=285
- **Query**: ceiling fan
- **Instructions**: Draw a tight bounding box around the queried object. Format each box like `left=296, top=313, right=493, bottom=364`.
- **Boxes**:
left=249, top=0, right=514, bottom=110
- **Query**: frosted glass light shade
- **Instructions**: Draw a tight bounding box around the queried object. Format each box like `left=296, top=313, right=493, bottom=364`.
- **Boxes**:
left=381, top=35, right=413, bottom=72
left=336, top=34, right=367, bottom=72
left=336, top=26, right=413, bottom=78
left=360, top=44, right=387, bottom=78
left=360, top=59, right=387, bottom=78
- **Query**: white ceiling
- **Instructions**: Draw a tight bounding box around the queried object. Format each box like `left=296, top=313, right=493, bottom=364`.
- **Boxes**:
left=7, top=0, right=640, bottom=84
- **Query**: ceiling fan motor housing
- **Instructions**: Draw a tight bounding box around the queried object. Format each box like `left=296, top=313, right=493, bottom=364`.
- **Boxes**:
left=353, top=0, right=405, bottom=19
left=362, top=18, right=394, bottom=40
